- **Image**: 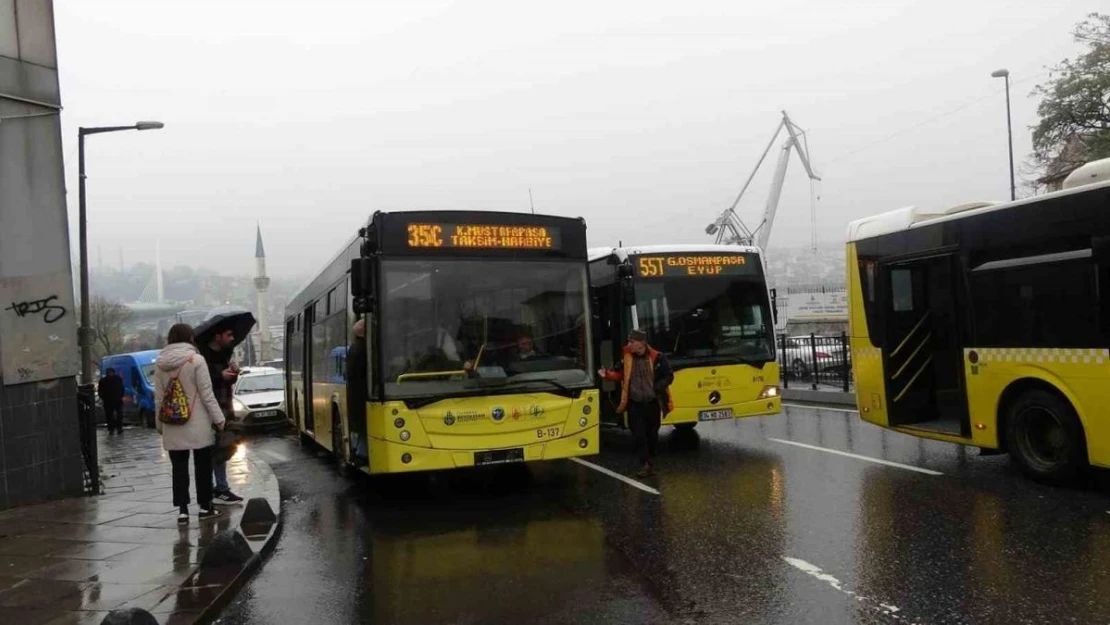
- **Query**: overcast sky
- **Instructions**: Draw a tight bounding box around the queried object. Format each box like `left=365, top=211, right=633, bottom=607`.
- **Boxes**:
left=55, top=0, right=1103, bottom=283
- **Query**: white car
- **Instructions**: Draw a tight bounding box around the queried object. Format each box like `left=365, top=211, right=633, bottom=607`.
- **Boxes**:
left=230, top=367, right=287, bottom=430
left=781, top=335, right=849, bottom=379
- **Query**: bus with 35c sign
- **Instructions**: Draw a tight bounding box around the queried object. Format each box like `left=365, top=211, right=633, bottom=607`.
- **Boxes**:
left=285, top=210, right=599, bottom=475
left=588, top=244, right=781, bottom=430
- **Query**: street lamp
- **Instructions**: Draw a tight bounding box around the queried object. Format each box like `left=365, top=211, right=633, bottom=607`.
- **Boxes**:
left=991, top=69, right=1015, bottom=201
left=77, top=121, right=164, bottom=386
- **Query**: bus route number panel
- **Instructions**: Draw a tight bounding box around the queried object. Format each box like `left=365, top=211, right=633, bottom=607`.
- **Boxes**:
left=407, top=223, right=562, bottom=250
left=634, top=254, right=757, bottom=278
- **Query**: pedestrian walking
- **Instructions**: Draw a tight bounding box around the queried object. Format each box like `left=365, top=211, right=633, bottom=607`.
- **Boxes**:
left=153, top=323, right=227, bottom=524
left=599, top=329, right=674, bottom=478
left=97, top=367, right=125, bottom=434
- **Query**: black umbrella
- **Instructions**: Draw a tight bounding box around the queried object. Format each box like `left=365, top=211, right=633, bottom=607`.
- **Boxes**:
left=194, top=310, right=257, bottom=349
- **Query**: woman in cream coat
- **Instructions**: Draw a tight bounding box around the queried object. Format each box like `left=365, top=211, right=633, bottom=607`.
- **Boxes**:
left=153, top=323, right=227, bottom=523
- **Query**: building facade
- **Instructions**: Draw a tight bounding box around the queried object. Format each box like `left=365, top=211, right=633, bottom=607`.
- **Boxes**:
left=0, top=1, right=85, bottom=509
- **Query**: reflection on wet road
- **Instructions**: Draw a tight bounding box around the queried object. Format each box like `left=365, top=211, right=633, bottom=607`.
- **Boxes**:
left=220, top=404, right=1110, bottom=625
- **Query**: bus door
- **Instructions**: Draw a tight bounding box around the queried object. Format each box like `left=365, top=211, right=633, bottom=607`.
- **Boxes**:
left=303, top=304, right=315, bottom=434
left=882, top=254, right=968, bottom=432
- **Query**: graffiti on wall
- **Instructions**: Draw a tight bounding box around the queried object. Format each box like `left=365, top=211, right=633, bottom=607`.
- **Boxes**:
left=0, top=271, right=79, bottom=385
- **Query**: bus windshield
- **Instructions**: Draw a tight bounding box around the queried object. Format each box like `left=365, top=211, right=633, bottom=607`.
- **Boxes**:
left=381, top=259, right=593, bottom=399
left=633, top=276, right=775, bottom=365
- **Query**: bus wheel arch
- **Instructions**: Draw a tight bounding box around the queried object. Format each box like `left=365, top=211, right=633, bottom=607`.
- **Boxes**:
left=997, top=379, right=1088, bottom=482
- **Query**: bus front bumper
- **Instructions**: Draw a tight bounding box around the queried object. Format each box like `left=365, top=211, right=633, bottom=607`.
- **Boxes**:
left=365, top=425, right=600, bottom=474
left=663, top=396, right=781, bottom=426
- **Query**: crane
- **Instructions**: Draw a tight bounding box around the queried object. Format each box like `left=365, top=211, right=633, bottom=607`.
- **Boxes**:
left=705, top=111, right=821, bottom=251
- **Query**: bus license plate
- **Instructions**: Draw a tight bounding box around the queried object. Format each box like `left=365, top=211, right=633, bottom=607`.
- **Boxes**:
left=698, top=409, right=733, bottom=421
left=474, top=448, right=525, bottom=467
left=254, top=410, right=278, bottom=418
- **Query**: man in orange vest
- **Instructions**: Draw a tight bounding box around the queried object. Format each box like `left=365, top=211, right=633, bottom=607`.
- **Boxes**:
left=599, top=329, right=674, bottom=478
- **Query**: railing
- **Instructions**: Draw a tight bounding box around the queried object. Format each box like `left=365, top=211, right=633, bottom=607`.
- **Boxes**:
left=76, top=383, right=101, bottom=495
left=778, top=333, right=852, bottom=393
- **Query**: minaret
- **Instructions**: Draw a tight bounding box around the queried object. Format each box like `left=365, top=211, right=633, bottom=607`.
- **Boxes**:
left=253, top=224, right=271, bottom=362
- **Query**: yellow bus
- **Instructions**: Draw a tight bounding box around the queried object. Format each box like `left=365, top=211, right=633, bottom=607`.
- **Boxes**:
left=846, top=159, right=1110, bottom=481
left=285, top=210, right=599, bottom=475
left=588, top=244, right=780, bottom=430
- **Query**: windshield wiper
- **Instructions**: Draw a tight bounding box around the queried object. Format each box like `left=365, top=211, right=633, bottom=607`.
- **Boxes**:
left=487, top=378, right=577, bottom=397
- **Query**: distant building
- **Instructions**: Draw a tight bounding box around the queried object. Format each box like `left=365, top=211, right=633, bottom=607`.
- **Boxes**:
left=253, top=225, right=272, bottom=363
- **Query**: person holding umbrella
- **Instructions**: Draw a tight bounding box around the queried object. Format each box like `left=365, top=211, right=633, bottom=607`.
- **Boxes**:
left=194, top=310, right=257, bottom=505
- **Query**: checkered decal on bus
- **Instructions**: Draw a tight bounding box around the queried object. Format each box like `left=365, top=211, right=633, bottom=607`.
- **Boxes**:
left=968, top=348, right=1109, bottom=365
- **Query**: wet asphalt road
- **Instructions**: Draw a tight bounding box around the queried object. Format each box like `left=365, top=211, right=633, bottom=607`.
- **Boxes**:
left=217, top=403, right=1110, bottom=625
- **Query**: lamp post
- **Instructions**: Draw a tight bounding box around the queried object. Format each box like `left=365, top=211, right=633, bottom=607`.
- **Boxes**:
left=990, top=69, right=1015, bottom=201
left=78, top=122, right=164, bottom=386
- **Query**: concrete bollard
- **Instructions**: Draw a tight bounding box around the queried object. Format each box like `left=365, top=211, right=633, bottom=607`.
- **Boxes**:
left=100, top=607, right=159, bottom=625
left=239, top=497, right=278, bottom=537
left=200, top=529, right=254, bottom=568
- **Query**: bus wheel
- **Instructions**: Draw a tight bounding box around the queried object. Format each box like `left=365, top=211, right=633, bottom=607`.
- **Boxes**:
left=674, top=423, right=696, bottom=431
left=1005, top=389, right=1087, bottom=482
left=299, top=431, right=313, bottom=448
left=792, top=359, right=809, bottom=380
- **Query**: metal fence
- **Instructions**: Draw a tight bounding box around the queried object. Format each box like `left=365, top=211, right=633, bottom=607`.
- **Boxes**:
left=77, top=383, right=101, bottom=495
left=778, top=333, right=852, bottom=392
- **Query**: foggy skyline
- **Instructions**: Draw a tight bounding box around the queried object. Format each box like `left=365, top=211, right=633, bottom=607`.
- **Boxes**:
left=55, top=0, right=1100, bottom=280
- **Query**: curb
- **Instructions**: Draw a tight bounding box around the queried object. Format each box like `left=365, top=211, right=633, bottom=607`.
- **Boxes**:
left=195, top=510, right=284, bottom=625
left=782, top=388, right=857, bottom=406
left=192, top=452, right=283, bottom=625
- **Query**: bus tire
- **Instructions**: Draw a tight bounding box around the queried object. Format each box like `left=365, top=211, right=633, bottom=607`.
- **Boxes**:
left=299, top=431, right=313, bottom=448
left=674, top=423, right=696, bottom=431
left=1004, top=389, right=1087, bottom=482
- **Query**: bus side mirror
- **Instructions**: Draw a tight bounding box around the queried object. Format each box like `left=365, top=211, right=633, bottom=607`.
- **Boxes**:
left=620, top=275, right=635, bottom=303
left=770, top=288, right=779, bottom=326
left=350, top=258, right=374, bottom=314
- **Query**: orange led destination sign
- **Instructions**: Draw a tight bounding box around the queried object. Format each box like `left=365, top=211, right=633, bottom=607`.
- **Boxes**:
left=406, top=223, right=561, bottom=250
left=635, top=254, right=755, bottom=278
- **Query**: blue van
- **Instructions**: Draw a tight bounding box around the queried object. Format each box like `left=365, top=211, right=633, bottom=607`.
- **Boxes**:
left=100, top=350, right=160, bottom=428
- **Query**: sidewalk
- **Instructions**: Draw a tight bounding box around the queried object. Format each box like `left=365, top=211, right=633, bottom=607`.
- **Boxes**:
left=0, top=426, right=280, bottom=625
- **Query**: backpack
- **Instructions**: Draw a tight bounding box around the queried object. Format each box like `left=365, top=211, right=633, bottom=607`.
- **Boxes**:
left=158, top=356, right=195, bottom=425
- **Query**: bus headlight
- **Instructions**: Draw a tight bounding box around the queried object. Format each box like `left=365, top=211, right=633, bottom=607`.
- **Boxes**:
left=758, top=385, right=779, bottom=399
left=400, top=430, right=411, bottom=441
left=401, top=453, right=412, bottom=464
left=394, top=417, right=405, bottom=429
left=579, top=417, right=588, bottom=427
left=578, top=438, right=588, bottom=449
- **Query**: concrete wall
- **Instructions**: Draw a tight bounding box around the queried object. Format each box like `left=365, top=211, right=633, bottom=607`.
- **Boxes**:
left=0, top=0, right=85, bottom=509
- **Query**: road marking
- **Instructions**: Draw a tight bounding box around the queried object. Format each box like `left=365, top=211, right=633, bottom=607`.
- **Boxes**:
left=782, top=402, right=859, bottom=414
left=569, top=457, right=660, bottom=495
left=259, top=450, right=290, bottom=463
left=783, top=557, right=921, bottom=623
left=769, top=438, right=943, bottom=475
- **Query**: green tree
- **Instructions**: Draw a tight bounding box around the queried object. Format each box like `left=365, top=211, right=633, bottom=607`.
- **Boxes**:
left=1032, top=13, right=1110, bottom=185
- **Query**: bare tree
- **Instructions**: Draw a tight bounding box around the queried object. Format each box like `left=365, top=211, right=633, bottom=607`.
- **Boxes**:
left=90, top=296, right=132, bottom=361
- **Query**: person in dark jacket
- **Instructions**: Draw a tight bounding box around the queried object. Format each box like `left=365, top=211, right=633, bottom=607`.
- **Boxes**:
left=97, top=368, right=126, bottom=434
left=599, top=329, right=674, bottom=478
left=199, top=328, right=244, bottom=505
left=345, top=319, right=368, bottom=461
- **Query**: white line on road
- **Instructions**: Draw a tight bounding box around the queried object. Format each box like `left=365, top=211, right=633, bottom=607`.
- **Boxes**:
left=769, top=438, right=943, bottom=476
left=782, top=403, right=859, bottom=414
left=783, top=557, right=922, bottom=623
left=259, top=450, right=290, bottom=463
left=569, top=457, right=661, bottom=495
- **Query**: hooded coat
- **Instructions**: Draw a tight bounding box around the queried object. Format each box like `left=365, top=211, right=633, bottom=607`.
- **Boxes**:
left=153, top=342, right=226, bottom=451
